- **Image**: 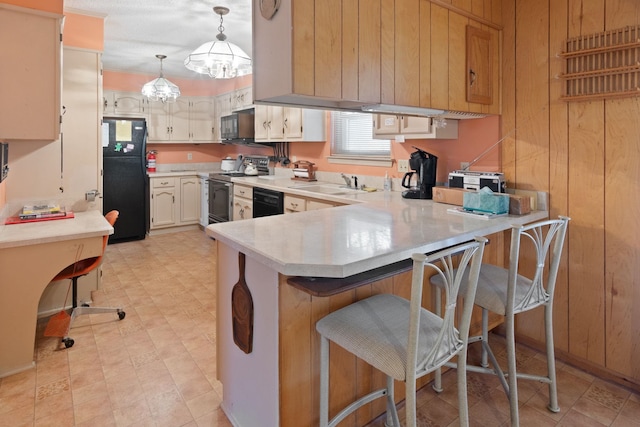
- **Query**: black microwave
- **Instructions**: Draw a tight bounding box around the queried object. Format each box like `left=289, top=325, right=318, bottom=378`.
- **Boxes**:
left=220, top=110, right=255, bottom=142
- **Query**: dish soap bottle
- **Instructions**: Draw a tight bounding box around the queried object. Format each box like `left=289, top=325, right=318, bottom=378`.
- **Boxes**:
left=383, top=172, right=392, bottom=191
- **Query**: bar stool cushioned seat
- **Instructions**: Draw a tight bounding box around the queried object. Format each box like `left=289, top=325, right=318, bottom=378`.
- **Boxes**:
left=316, top=237, right=487, bottom=427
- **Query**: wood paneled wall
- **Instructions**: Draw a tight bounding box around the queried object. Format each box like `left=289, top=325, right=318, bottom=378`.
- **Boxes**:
left=501, top=0, right=640, bottom=388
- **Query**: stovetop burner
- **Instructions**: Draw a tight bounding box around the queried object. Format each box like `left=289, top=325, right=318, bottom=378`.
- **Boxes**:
left=209, top=155, right=271, bottom=181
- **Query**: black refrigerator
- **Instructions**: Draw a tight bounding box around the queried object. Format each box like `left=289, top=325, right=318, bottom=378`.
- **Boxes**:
left=103, top=118, right=148, bottom=243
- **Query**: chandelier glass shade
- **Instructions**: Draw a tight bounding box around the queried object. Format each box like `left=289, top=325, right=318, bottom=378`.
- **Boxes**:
left=142, top=55, right=181, bottom=103
left=184, top=6, right=252, bottom=79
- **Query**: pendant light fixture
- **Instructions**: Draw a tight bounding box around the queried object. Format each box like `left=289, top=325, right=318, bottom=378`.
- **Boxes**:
left=184, top=6, right=252, bottom=79
left=141, top=55, right=181, bottom=103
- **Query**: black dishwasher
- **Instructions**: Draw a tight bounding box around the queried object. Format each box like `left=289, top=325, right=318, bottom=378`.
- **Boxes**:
left=253, top=187, right=284, bottom=218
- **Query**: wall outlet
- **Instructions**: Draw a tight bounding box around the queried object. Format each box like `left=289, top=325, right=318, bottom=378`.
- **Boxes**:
left=460, top=161, right=470, bottom=170
left=398, top=159, right=409, bottom=173
left=187, top=152, right=192, bottom=161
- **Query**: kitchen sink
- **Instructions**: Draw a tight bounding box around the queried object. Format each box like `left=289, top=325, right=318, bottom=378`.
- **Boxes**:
left=289, top=183, right=359, bottom=195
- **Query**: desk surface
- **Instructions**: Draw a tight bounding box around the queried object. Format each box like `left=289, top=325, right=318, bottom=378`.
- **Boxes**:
left=0, top=210, right=113, bottom=250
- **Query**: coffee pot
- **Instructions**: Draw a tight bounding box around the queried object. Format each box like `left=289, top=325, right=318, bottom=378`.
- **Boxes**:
left=401, top=147, right=438, bottom=199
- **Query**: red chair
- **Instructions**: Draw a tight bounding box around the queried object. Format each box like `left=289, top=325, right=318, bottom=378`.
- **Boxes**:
left=52, top=210, right=125, bottom=348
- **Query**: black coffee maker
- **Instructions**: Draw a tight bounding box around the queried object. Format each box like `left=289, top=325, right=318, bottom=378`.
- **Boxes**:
left=401, top=147, right=438, bottom=199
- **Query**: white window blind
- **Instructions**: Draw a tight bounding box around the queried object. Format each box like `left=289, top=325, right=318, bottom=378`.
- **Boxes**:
left=331, top=111, right=390, bottom=156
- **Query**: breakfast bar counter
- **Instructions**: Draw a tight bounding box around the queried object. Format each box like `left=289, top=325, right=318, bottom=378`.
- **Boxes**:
left=205, top=190, right=548, bottom=427
left=0, top=210, right=113, bottom=377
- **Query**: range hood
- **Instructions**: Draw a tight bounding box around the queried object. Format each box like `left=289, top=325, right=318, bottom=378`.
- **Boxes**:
left=360, top=104, right=488, bottom=119
left=254, top=97, right=489, bottom=119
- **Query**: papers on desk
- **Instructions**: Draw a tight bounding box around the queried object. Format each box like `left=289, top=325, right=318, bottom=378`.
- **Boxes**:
left=447, top=207, right=508, bottom=220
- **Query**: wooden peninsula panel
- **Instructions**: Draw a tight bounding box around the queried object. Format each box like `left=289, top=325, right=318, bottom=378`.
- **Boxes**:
left=279, top=232, right=504, bottom=427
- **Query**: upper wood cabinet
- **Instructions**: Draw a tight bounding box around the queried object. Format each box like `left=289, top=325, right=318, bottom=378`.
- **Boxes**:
left=255, top=105, right=325, bottom=142
left=373, top=116, right=458, bottom=139
left=252, top=0, right=501, bottom=116
left=466, top=26, right=493, bottom=105
left=232, top=87, right=253, bottom=111
left=254, top=105, right=284, bottom=141
left=147, top=96, right=216, bottom=143
left=104, top=91, right=148, bottom=117
left=0, top=5, right=62, bottom=141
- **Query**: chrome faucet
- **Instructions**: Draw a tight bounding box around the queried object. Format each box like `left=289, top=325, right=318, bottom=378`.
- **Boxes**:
left=340, top=173, right=351, bottom=187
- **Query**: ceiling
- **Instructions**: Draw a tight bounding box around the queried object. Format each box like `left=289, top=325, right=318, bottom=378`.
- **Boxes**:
left=64, top=0, right=253, bottom=80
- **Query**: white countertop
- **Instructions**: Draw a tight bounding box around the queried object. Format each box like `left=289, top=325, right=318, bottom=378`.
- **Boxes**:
left=206, top=178, right=549, bottom=278
left=0, top=210, right=113, bottom=250
left=148, top=170, right=210, bottom=178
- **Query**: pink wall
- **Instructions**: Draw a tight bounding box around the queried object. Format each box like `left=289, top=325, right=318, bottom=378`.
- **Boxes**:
left=104, top=72, right=499, bottom=178
left=1, top=0, right=62, bottom=13
left=285, top=115, right=500, bottom=182
left=64, top=12, right=103, bottom=51
left=104, top=72, right=252, bottom=97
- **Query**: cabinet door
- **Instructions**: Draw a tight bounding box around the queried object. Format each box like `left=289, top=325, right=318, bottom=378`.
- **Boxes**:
left=217, top=93, right=233, bottom=117
left=255, top=105, right=284, bottom=141
left=284, top=195, right=306, bottom=213
left=254, top=105, right=270, bottom=141
left=401, top=116, right=431, bottom=134
left=190, top=98, right=216, bottom=141
left=466, top=25, right=493, bottom=105
left=180, top=177, right=200, bottom=224
left=113, top=92, right=147, bottom=116
left=147, top=100, right=171, bottom=141
left=268, top=106, right=285, bottom=140
left=151, top=188, right=176, bottom=227
left=283, top=108, right=303, bottom=140
left=372, top=114, right=400, bottom=137
left=170, top=97, right=190, bottom=141
left=232, top=86, right=253, bottom=111
left=0, top=6, right=61, bottom=140
left=233, top=197, right=253, bottom=221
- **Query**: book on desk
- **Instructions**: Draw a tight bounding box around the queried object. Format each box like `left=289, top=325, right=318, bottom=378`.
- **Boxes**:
left=4, top=204, right=74, bottom=225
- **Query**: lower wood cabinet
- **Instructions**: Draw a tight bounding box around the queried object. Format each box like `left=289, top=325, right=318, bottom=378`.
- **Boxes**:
left=233, top=184, right=253, bottom=220
left=150, top=176, right=200, bottom=230
left=284, top=194, right=342, bottom=213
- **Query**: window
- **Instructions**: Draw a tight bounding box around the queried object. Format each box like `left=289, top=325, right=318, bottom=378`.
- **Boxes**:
left=328, top=111, right=392, bottom=167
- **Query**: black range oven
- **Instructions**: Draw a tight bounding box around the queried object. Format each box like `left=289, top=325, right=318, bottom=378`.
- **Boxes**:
left=208, top=173, right=240, bottom=224
left=208, top=155, right=271, bottom=223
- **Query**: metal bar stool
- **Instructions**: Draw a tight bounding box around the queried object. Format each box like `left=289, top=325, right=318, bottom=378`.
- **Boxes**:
left=316, top=237, right=487, bottom=427
left=430, top=216, right=570, bottom=426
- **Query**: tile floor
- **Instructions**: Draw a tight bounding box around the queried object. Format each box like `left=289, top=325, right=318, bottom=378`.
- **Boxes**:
left=0, top=229, right=639, bottom=426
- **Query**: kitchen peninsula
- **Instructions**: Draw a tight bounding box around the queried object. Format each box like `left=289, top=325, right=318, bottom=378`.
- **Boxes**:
left=0, top=210, right=113, bottom=378
left=205, top=177, right=548, bottom=427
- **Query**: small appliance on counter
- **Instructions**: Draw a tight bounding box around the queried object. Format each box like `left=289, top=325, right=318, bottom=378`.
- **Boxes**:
left=448, top=170, right=506, bottom=193
left=221, top=155, right=243, bottom=172
left=401, top=147, right=438, bottom=199
left=291, top=161, right=316, bottom=182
